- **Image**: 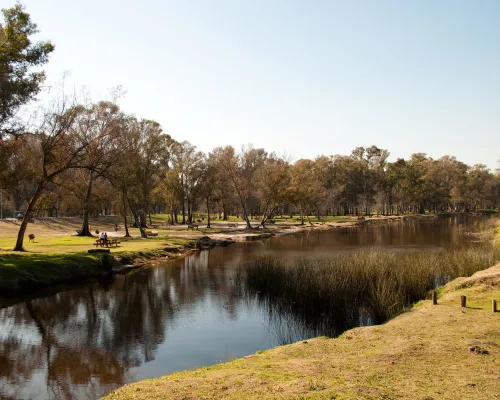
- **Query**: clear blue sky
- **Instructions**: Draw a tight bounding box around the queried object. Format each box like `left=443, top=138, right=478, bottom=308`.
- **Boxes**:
left=19, top=0, right=500, bottom=170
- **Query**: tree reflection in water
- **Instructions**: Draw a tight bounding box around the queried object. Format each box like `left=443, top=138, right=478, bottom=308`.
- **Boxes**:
left=0, top=247, right=248, bottom=400
left=0, top=216, right=491, bottom=399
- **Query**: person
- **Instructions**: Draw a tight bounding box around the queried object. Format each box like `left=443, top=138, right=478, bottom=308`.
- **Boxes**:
left=104, top=232, right=108, bottom=243
left=114, top=224, right=118, bottom=232
left=99, top=231, right=105, bottom=241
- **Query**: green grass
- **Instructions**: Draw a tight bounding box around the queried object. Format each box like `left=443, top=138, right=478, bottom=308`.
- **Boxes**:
left=0, top=234, right=196, bottom=296
left=0, top=252, right=105, bottom=295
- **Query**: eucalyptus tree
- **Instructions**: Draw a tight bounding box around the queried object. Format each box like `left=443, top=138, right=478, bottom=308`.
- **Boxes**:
left=169, top=141, right=205, bottom=224
left=13, top=97, right=93, bottom=251
left=71, top=101, right=127, bottom=235
left=350, top=146, right=389, bottom=215
left=196, top=154, right=219, bottom=228
left=331, top=154, right=364, bottom=215
left=212, top=145, right=266, bottom=229
left=110, top=118, right=172, bottom=238
left=254, top=153, right=290, bottom=227
left=424, top=156, right=468, bottom=212
left=154, top=165, right=181, bottom=224
left=289, top=159, right=325, bottom=225
left=463, top=164, right=496, bottom=211
left=0, top=3, right=54, bottom=139
left=208, top=148, right=234, bottom=220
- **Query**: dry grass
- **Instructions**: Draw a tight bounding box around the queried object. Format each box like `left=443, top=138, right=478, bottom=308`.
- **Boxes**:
left=103, top=264, right=500, bottom=400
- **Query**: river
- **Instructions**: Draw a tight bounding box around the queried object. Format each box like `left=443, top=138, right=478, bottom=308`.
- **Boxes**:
left=0, top=216, right=491, bottom=399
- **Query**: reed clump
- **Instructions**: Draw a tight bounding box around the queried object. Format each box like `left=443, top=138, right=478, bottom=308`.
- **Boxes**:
left=245, top=246, right=499, bottom=328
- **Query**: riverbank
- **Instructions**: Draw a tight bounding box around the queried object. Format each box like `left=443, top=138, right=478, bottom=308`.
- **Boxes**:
left=0, top=214, right=411, bottom=297
left=103, top=262, right=500, bottom=400
left=0, top=235, right=199, bottom=297
left=0, top=212, right=484, bottom=298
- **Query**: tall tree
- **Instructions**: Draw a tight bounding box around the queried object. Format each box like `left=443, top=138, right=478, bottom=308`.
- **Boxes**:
left=212, top=146, right=266, bottom=229
left=289, top=159, right=325, bottom=225
left=254, top=153, right=290, bottom=227
left=170, top=141, right=205, bottom=224
left=75, top=101, right=126, bottom=236
left=112, top=118, right=171, bottom=238
left=0, top=3, right=54, bottom=138
left=13, top=98, right=89, bottom=251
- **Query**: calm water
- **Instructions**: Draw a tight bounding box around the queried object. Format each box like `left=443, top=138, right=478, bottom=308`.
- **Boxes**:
left=0, top=216, right=491, bottom=399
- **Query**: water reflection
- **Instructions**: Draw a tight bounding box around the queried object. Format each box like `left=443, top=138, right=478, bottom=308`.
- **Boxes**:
left=0, top=215, right=494, bottom=399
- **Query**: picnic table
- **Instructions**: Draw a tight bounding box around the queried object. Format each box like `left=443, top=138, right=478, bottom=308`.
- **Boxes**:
left=93, top=238, right=121, bottom=248
left=187, top=223, right=199, bottom=230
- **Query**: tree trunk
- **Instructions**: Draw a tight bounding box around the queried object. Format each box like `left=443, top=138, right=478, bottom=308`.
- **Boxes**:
left=206, top=197, right=211, bottom=228
left=259, top=200, right=271, bottom=228
left=131, top=207, right=147, bottom=238
left=181, top=197, right=186, bottom=224
left=187, top=198, right=192, bottom=223
left=233, top=187, right=252, bottom=229
left=222, top=201, right=228, bottom=221
left=14, top=183, right=44, bottom=251
left=122, top=193, right=131, bottom=237
left=306, top=213, right=314, bottom=226
left=78, top=171, right=95, bottom=236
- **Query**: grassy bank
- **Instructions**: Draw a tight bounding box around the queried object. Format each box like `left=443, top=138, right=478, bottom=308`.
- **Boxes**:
left=0, top=252, right=109, bottom=295
left=0, top=235, right=195, bottom=297
left=103, top=262, right=500, bottom=400
left=0, top=212, right=402, bottom=297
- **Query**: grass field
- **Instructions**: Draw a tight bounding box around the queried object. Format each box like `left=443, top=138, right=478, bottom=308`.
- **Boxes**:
left=0, top=216, right=201, bottom=296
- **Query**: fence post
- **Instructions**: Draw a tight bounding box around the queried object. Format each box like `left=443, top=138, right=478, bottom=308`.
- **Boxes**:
left=432, top=290, right=437, bottom=305
left=493, top=300, right=497, bottom=313
left=460, top=295, right=467, bottom=308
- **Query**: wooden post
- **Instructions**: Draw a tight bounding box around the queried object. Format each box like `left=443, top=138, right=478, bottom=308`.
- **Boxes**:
left=432, top=290, right=437, bottom=305
left=493, top=300, right=497, bottom=313
left=460, top=295, right=467, bottom=308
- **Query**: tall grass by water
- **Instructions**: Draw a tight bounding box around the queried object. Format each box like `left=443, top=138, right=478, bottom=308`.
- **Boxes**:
left=241, top=246, right=500, bottom=335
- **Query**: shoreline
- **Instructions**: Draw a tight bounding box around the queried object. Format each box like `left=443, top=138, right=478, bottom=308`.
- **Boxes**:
left=0, top=213, right=469, bottom=300
left=103, top=262, right=500, bottom=400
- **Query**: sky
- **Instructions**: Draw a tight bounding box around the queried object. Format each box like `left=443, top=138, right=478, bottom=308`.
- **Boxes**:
left=14, top=0, right=500, bottom=170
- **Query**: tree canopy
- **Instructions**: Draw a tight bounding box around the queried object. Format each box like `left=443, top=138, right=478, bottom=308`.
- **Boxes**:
left=0, top=3, right=54, bottom=137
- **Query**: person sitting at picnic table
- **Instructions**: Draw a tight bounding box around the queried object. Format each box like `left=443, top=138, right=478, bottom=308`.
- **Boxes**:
left=99, top=231, right=105, bottom=242
left=104, top=232, right=108, bottom=243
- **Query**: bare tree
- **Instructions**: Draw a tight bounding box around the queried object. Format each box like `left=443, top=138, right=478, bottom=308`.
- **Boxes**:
left=13, top=95, right=90, bottom=250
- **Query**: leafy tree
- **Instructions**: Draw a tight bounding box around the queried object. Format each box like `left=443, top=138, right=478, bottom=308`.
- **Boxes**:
left=212, top=145, right=266, bottom=229
left=169, top=141, right=205, bottom=224
left=254, top=153, right=290, bottom=227
left=74, top=101, right=127, bottom=236
left=13, top=98, right=88, bottom=250
left=111, top=118, right=172, bottom=238
left=0, top=3, right=54, bottom=137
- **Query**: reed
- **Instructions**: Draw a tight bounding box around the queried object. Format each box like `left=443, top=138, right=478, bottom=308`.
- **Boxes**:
left=242, top=245, right=499, bottom=332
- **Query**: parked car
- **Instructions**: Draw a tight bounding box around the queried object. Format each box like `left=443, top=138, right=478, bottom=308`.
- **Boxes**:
left=14, top=211, right=25, bottom=220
